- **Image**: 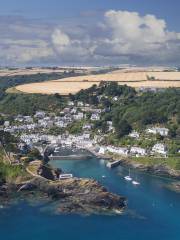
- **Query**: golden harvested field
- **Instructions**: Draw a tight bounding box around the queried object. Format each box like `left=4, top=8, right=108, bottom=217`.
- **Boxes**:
left=15, top=71, right=180, bottom=95
left=16, top=81, right=95, bottom=95
left=0, top=68, right=65, bottom=77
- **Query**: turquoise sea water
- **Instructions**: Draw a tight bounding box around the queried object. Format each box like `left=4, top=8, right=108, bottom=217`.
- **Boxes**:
left=0, top=157, right=180, bottom=240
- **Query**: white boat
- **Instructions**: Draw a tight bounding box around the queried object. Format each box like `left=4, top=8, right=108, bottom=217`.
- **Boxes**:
left=124, top=169, right=132, bottom=181
left=59, top=174, right=73, bottom=180
left=102, top=175, right=106, bottom=178
left=132, top=180, right=140, bottom=185
left=124, top=176, right=132, bottom=181
left=132, top=174, right=140, bottom=185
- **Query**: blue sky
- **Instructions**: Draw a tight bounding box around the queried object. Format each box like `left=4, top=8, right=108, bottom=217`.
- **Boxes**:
left=0, top=0, right=180, bottom=66
left=0, top=0, right=179, bottom=28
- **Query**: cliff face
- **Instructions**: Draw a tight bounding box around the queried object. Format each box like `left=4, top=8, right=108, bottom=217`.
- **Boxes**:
left=0, top=177, right=126, bottom=215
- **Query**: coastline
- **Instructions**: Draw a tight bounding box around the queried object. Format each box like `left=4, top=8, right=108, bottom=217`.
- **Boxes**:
left=87, top=148, right=180, bottom=180
left=0, top=159, right=126, bottom=215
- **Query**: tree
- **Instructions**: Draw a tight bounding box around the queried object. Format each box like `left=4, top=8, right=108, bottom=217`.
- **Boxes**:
left=116, top=120, right=132, bottom=138
left=27, top=148, right=42, bottom=161
left=0, top=115, right=4, bottom=125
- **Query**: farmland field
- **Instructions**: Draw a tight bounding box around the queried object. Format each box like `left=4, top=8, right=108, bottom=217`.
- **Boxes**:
left=15, top=71, right=180, bottom=95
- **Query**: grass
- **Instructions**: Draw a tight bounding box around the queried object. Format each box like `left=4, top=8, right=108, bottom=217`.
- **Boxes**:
left=0, top=147, right=30, bottom=182
left=27, top=161, right=41, bottom=175
left=0, top=161, right=27, bottom=182
left=6, top=87, right=23, bottom=94
left=131, top=156, right=180, bottom=170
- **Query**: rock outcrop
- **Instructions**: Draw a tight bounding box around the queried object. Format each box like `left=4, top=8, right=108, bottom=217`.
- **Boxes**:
left=0, top=177, right=126, bottom=215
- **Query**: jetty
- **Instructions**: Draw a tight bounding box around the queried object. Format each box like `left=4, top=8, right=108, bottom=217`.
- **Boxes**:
left=106, top=160, right=121, bottom=168
left=49, top=154, right=93, bottom=161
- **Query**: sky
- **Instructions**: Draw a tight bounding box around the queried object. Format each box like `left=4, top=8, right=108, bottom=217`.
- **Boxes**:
left=0, top=0, right=180, bottom=66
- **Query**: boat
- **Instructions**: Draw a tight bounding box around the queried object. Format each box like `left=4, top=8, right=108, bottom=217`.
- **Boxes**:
left=132, top=180, right=140, bottom=185
left=102, top=175, right=106, bottom=178
left=124, top=176, right=132, bottom=181
left=124, top=169, right=132, bottom=181
left=132, top=174, right=140, bottom=185
left=59, top=174, right=73, bottom=180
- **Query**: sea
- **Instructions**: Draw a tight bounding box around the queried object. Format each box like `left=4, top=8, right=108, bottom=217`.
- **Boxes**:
left=0, top=157, right=180, bottom=240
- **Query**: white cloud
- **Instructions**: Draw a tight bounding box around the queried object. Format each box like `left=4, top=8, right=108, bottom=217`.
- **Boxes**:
left=0, top=39, right=54, bottom=64
left=98, top=10, right=180, bottom=57
left=52, top=29, right=70, bottom=47
left=0, top=11, right=180, bottom=65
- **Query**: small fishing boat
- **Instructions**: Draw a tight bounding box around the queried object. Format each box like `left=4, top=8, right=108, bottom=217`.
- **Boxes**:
left=102, top=175, right=106, bottom=178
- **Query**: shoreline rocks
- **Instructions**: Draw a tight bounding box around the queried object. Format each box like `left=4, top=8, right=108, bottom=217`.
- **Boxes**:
left=118, top=159, right=180, bottom=180
left=0, top=177, right=126, bottom=215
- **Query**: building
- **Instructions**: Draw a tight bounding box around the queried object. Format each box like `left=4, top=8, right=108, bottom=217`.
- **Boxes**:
left=106, top=146, right=129, bottom=156
left=152, top=143, right=167, bottom=156
left=55, top=121, right=67, bottom=128
left=112, top=96, right=118, bottom=101
left=73, top=112, right=84, bottom=120
left=34, top=111, right=46, bottom=119
left=146, top=127, right=169, bottom=136
left=24, top=116, right=33, bottom=123
left=129, top=131, right=140, bottom=139
left=107, top=121, right=114, bottom=132
left=77, top=101, right=84, bottom=107
left=99, top=146, right=107, bottom=155
left=4, top=121, right=10, bottom=127
left=130, top=147, right=146, bottom=156
left=91, top=113, right=100, bottom=121
left=68, top=101, right=75, bottom=106
left=83, top=124, right=93, bottom=130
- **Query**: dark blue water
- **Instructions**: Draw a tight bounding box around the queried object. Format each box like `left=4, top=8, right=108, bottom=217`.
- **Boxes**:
left=0, top=157, right=180, bottom=240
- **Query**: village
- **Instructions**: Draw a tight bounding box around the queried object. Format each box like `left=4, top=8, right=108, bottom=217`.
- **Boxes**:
left=1, top=99, right=171, bottom=164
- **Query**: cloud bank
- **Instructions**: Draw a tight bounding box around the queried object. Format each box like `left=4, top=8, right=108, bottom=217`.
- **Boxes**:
left=0, top=11, right=180, bottom=66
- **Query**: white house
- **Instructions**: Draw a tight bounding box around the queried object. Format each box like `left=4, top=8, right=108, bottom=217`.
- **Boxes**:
left=83, top=124, right=93, bottom=130
left=130, top=147, right=146, bottom=156
left=99, top=146, right=107, bottom=155
left=129, top=131, right=140, bottom=139
left=73, top=112, right=84, bottom=120
left=4, top=121, right=10, bottom=127
left=68, top=101, right=75, bottom=106
left=70, top=108, right=77, bottom=114
left=55, top=121, right=67, bottom=128
left=107, top=121, right=114, bottom=132
left=91, top=113, right=100, bottom=121
left=93, top=109, right=102, bottom=114
left=38, top=119, right=47, bottom=127
left=77, top=101, right=84, bottom=107
left=146, top=127, right=169, bottom=136
left=24, top=116, right=34, bottom=123
left=34, top=111, right=46, bottom=119
left=152, top=143, right=167, bottom=156
left=106, top=146, right=129, bottom=156
left=15, top=115, right=24, bottom=122
left=112, top=96, right=118, bottom=101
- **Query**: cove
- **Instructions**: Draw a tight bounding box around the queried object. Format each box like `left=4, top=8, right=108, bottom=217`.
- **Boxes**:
left=0, top=157, right=180, bottom=240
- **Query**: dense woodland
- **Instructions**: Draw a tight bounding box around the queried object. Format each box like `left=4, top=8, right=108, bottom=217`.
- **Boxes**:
left=72, top=82, right=180, bottom=137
